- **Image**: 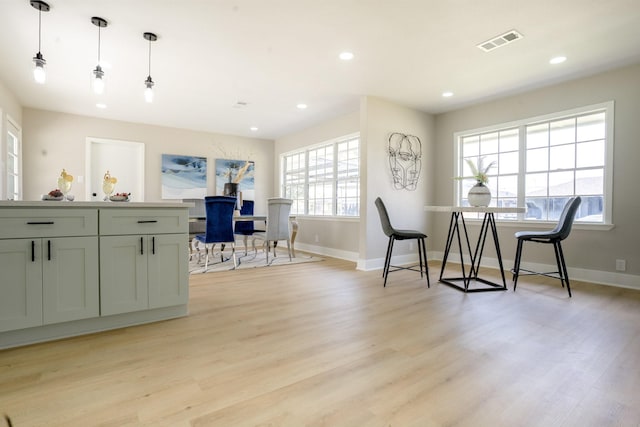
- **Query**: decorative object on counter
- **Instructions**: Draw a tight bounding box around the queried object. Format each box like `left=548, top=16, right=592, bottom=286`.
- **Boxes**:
left=109, top=192, right=131, bottom=202
left=456, top=157, right=496, bottom=207
left=387, top=133, right=422, bottom=191
left=215, top=159, right=255, bottom=198
left=57, top=168, right=74, bottom=200
left=102, top=170, right=117, bottom=201
left=42, top=188, right=64, bottom=201
left=161, top=154, right=207, bottom=199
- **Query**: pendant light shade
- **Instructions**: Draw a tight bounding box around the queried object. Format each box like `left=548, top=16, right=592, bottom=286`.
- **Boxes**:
left=143, top=32, right=157, bottom=103
left=31, top=0, right=50, bottom=84
left=91, top=17, right=108, bottom=94
left=144, top=76, right=154, bottom=103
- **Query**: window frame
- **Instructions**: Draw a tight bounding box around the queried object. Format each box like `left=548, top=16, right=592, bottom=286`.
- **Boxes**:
left=281, top=132, right=360, bottom=218
left=453, top=101, right=614, bottom=227
left=6, top=116, right=22, bottom=201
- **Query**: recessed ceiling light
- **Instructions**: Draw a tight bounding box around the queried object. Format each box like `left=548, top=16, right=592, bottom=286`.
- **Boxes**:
left=96, top=103, right=107, bottom=109
left=250, top=126, right=258, bottom=131
left=296, top=103, right=307, bottom=110
left=550, top=56, right=567, bottom=65
left=339, top=51, right=354, bottom=61
left=442, top=91, right=454, bottom=98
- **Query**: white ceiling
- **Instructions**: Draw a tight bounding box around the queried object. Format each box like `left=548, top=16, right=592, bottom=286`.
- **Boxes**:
left=1, top=0, right=639, bottom=140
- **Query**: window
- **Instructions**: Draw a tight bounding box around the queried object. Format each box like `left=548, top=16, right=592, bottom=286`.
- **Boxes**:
left=455, top=102, right=613, bottom=224
left=282, top=133, right=360, bottom=217
left=6, top=118, right=21, bottom=201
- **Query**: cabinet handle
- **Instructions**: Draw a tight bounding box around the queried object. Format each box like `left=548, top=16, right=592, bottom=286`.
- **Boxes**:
left=47, top=240, right=51, bottom=261
left=27, top=221, right=54, bottom=225
left=137, top=220, right=158, bottom=224
left=152, top=236, right=155, bottom=255
left=32, top=240, right=35, bottom=262
left=140, top=237, right=144, bottom=255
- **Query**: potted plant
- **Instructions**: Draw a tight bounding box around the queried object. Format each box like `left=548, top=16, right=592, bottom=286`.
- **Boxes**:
left=457, top=157, right=496, bottom=206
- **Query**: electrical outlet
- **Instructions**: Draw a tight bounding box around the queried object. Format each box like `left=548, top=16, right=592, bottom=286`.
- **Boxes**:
left=616, top=259, right=626, bottom=271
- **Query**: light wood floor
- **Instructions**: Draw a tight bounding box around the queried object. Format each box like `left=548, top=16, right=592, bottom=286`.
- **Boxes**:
left=1, top=257, right=640, bottom=426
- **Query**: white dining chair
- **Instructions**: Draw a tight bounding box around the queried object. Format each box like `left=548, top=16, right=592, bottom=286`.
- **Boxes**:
left=253, top=198, right=293, bottom=264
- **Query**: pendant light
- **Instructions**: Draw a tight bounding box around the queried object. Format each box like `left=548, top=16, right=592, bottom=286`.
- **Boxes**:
left=30, top=0, right=50, bottom=84
left=143, top=32, right=157, bottom=103
left=91, top=17, right=108, bottom=94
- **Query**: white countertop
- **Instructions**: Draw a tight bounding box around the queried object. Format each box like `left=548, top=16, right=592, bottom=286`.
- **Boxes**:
left=0, top=200, right=192, bottom=208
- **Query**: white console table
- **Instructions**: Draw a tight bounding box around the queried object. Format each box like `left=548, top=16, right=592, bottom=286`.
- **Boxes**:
left=0, top=201, right=190, bottom=349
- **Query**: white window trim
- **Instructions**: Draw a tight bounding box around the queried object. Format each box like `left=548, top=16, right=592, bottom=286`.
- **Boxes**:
left=453, top=101, right=614, bottom=228
left=6, top=115, right=22, bottom=201
left=280, top=132, right=360, bottom=217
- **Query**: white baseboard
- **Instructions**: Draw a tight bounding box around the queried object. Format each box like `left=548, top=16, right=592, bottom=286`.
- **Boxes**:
left=429, top=251, right=640, bottom=291
left=301, top=246, right=640, bottom=291
left=356, top=253, right=422, bottom=272
left=294, top=243, right=359, bottom=262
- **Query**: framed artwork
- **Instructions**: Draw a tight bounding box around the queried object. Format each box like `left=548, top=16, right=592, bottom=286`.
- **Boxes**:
left=215, top=159, right=255, bottom=199
left=161, top=154, right=207, bottom=199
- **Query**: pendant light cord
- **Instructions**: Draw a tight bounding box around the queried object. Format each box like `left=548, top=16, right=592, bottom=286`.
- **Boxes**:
left=37, top=8, right=42, bottom=54
left=148, top=39, right=152, bottom=77
left=97, top=25, right=101, bottom=63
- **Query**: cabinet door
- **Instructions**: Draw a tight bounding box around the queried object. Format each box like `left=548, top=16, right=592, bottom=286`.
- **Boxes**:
left=100, top=235, right=148, bottom=316
left=0, top=239, right=43, bottom=332
left=42, top=237, right=99, bottom=324
left=148, top=234, right=189, bottom=308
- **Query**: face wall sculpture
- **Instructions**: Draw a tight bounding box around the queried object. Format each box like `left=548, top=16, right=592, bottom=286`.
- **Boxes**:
left=388, top=132, right=422, bottom=191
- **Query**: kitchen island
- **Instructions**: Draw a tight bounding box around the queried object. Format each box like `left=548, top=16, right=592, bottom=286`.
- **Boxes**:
left=0, top=201, right=190, bottom=349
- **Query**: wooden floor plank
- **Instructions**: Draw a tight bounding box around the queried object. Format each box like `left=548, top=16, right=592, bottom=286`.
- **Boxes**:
left=1, top=256, right=640, bottom=426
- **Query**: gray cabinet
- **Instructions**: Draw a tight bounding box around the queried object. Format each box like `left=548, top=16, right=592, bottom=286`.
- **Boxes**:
left=0, top=202, right=189, bottom=348
left=0, top=209, right=99, bottom=333
left=99, top=209, right=188, bottom=316
left=0, top=239, right=42, bottom=332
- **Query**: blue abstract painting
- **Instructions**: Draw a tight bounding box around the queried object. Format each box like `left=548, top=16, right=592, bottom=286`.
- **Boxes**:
left=161, top=154, right=207, bottom=199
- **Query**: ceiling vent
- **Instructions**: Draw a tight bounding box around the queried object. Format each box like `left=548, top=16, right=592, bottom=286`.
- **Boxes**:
left=477, top=30, right=523, bottom=52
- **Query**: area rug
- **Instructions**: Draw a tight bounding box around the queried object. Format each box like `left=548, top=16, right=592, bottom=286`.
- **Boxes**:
left=189, top=247, right=323, bottom=274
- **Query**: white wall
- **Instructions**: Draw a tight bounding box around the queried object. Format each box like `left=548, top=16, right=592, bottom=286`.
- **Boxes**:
left=274, top=110, right=360, bottom=260
left=21, top=109, right=274, bottom=210
left=274, top=97, right=436, bottom=266
left=434, top=63, right=640, bottom=286
left=359, top=96, right=435, bottom=270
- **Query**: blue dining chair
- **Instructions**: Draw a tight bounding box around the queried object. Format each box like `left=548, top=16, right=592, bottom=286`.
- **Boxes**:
left=193, top=196, right=237, bottom=271
left=234, top=200, right=265, bottom=256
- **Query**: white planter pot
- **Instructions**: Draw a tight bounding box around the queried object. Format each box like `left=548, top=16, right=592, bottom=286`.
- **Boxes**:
left=468, top=182, right=491, bottom=207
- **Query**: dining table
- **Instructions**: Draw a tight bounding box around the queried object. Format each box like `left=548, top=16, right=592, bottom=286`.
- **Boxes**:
left=424, top=205, right=525, bottom=292
left=189, top=213, right=298, bottom=257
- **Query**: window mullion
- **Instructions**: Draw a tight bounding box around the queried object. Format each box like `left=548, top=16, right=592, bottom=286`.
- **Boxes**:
left=304, top=150, right=310, bottom=215
left=333, top=141, right=338, bottom=216
left=517, top=124, right=526, bottom=219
